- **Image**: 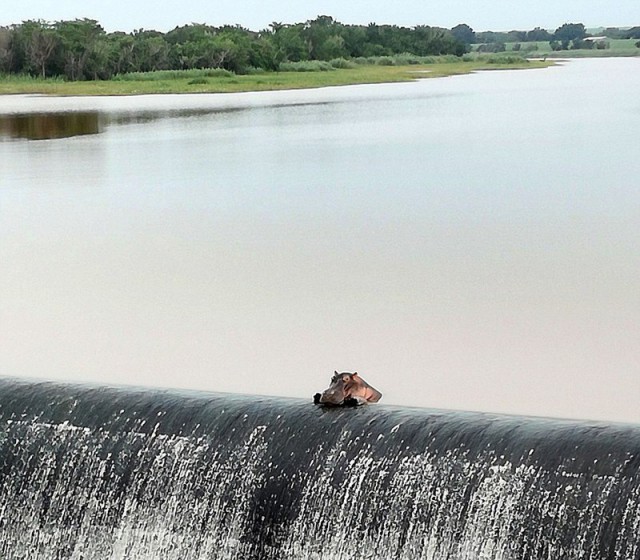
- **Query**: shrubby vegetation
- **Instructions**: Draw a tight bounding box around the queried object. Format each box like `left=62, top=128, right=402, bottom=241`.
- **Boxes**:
left=0, top=16, right=467, bottom=80
left=1, top=16, right=636, bottom=83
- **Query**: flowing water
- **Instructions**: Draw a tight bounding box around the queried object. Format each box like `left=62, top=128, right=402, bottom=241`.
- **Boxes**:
left=1, top=58, right=640, bottom=422
left=1, top=378, right=640, bottom=559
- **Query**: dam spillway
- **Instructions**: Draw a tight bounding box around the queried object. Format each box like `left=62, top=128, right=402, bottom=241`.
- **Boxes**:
left=0, top=378, right=639, bottom=559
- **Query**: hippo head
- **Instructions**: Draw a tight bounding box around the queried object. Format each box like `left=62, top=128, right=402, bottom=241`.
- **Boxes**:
left=319, top=371, right=356, bottom=405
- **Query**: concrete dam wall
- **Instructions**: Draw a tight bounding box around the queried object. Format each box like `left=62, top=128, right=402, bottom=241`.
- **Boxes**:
left=0, top=378, right=639, bottom=559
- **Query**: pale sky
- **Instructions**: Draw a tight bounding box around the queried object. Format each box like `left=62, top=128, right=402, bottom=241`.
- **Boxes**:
left=1, top=0, right=638, bottom=32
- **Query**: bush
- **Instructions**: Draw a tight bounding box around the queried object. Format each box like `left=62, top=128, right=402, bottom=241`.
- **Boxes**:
left=278, top=60, right=334, bottom=72
left=476, top=43, right=506, bottom=53
left=0, top=73, right=64, bottom=83
left=392, top=53, right=422, bottom=65
left=329, top=58, right=356, bottom=69
left=113, top=68, right=233, bottom=81
left=202, top=69, right=234, bottom=78
left=375, top=56, right=395, bottom=66
left=486, top=54, right=528, bottom=64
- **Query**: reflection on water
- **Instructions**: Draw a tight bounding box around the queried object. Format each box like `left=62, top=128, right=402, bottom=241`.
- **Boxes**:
left=0, top=108, right=247, bottom=140
left=0, top=112, right=101, bottom=140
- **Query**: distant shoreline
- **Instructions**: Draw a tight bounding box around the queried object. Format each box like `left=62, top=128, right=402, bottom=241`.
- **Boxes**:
left=0, top=59, right=554, bottom=97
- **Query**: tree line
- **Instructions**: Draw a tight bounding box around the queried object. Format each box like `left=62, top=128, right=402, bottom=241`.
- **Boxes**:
left=453, top=23, right=640, bottom=44
left=452, top=22, right=640, bottom=51
left=0, top=16, right=467, bottom=80
left=2, top=17, right=637, bottom=81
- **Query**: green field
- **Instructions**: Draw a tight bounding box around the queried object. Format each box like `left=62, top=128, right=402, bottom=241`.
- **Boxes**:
left=0, top=58, right=553, bottom=96
left=501, top=38, right=640, bottom=57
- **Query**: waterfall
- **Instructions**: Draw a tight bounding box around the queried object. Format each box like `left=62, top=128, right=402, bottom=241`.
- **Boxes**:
left=1, top=377, right=639, bottom=559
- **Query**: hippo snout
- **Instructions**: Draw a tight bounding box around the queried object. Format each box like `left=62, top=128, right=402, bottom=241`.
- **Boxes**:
left=319, top=387, right=344, bottom=405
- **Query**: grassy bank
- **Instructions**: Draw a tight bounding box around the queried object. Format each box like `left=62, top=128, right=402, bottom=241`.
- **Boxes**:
left=0, top=58, right=553, bottom=96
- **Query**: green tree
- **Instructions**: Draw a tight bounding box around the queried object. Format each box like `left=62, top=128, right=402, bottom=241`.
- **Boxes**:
left=131, top=30, right=170, bottom=72
left=571, top=38, right=593, bottom=50
left=267, top=23, right=307, bottom=62
left=85, top=35, right=115, bottom=79
left=602, top=27, right=626, bottom=39
left=165, top=23, right=216, bottom=46
left=165, top=23, right=218, bottom=69
left=316, top=34, right=347, bottom=59
left=107, top=32, right=135, bottom=75
left=475, top=30, right=511, bottom=44
left=302, top=15, right=345, bottom=60
left=249, top=35, right=279, bottom=70
left=507, top=30, right=527, bottom=42
left=450, top=23, right=476, bottom=45
left=171, top=40, right=201, bottom=69
left=477, top=42, right=506, bottom=53
left=413, top=25, right=463, bottom=55
left=19, top=20, right=59, bottom=78
left=53, top=19, right=107, bottom=80
left=363, top=23, right=385, bottom=54
left=341, top=25, right=368, bottom=57
left=214, top=27, right=253, bottom=72
left=553, top=23, right=586, bottom=42
left=626, top=27, right=640, bottom=39
left=5, top=25, right=28, bottom=73
left=5, top=21, right=42, bottom=76
left=526, top=27, right=552, bottom=42
left=377, top=25, right=411, bottom=54
left=0, top=27, right=11, bottom=72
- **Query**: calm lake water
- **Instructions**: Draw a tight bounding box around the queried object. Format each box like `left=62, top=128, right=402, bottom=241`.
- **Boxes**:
left=1, top=58, right=639, bottom=422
